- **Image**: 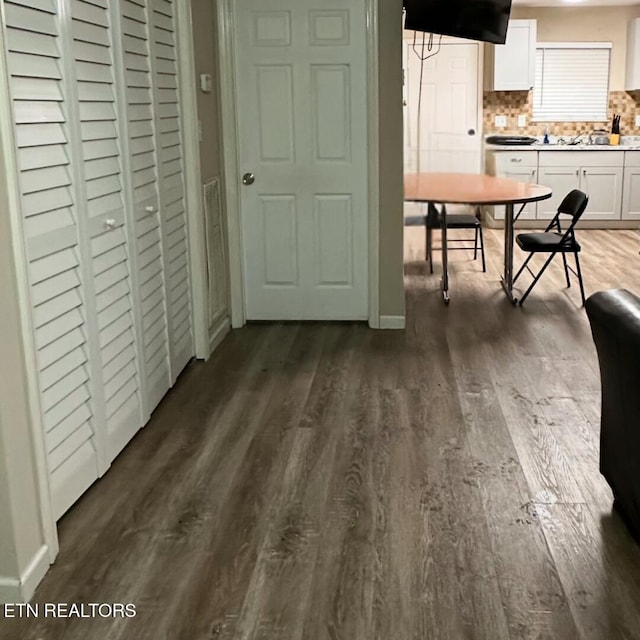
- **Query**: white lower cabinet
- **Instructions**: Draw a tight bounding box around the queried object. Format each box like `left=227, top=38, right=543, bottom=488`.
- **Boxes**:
left=491, top=151, right=538, bottom=220
left=1, top=0, right=194, bottom=520
left=536, top=151, right=623, bottom=222
left=622, top=152, right=640, bottom=220
left=489, top=149, right=630, bottom=224
left=536, top=166, right=623, bottom=221
left=580, top=167, right=623, bottom=220
left=622, top=167, right=640, bottom=220
left=496, top=167, right=540, bottom=220
left=535, top=167, right=580, bottom=219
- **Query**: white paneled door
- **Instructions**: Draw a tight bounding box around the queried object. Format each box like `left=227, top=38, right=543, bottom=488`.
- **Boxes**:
left=235, top=0, right=369, bottom=320
left=1, top=0, right=193, bottom=519
left=403, top=41, right=480, bottom=174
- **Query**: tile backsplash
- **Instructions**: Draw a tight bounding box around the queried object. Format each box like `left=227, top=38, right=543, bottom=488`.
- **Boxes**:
left=483, top=90, right=640, bottom=136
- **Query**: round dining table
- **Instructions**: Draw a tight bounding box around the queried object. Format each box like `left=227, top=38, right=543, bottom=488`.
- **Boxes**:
left=404, top=172, right=553, bottom=303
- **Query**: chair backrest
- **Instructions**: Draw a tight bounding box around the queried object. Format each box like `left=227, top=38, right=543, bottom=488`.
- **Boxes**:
left=557, top=189, right=589, bottom=222
left=547, top=189, right=589, bottom=236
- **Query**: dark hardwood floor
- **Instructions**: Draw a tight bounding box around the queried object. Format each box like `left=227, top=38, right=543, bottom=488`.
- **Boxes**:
left=2, top=227, right=640, bottom=640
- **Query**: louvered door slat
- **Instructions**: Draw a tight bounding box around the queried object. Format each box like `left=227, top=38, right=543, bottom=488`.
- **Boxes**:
left=40, top=348, right=87, bottom=391
left=48, top=422, right=93, bottom=472
left=21, top=165, right=70, bottom=193
left=11, top=75, right=63, bottom=101
left=35, top=307, right=83, bottom=349
left=73, top=40, right=111, bottom=65
left=123, top=2, right=145, bottom=24
left=32, top=270, right=81, bottom=306
left=46, top=403, right=91, bottom=451
left=139, top=241, right=161, bottom=269
left=139, top=256, right=162, bottom=286
left=72, top=0, right=108, bottom=27
left=103, top=343, right=136, bottom=383
left=38, top=327, right=85, bottom=370
left=44, top=384, right=90, bottom=433
left=4, top=3, right=57, bottom=35
left=141, top=283, right=163, bottom=317
left=42, top=364, right=89, bottom=410
left=9, top=0, right=55, bottom=13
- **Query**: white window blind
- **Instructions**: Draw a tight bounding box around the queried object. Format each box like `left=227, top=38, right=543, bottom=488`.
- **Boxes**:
left=533, top=43, right=611, bottom=122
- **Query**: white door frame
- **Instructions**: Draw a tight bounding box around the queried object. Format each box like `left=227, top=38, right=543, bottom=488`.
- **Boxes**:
left=176, top=0, right=210, bottom=359
left=216, top=0, right=380, bottom=328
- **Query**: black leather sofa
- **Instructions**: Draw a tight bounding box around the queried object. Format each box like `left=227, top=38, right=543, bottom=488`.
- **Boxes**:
left=585, top=289, right=640, bottom=539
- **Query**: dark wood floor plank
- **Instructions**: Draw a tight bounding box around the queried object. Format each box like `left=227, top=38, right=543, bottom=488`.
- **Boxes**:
left=228, top=326, right=371, bottom=640
left=538, top=502, right=640, bottom=640
left=445, top=283, right=579, bottom=640
left=299, top=334, right=378, bottom=640
left=151, top=325, right=331, bottom=640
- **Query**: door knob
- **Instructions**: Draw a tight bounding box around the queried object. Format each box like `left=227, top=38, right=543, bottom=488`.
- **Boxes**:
left=242, top=172, right=255, bottom=186
left=468, top=129, right=476, bottom=136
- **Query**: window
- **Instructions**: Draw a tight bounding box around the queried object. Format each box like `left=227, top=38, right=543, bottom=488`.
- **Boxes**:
left=532, top=43, right=611, bottom=122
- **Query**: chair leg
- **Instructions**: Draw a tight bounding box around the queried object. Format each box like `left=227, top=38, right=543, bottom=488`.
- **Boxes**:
left=561, top=253, right=571, bottom=288
left=474, top=226, right=479, bottom=260
left=426, top=226, right=434, bottom=274
left=574, top=251, right=586, bottom=305
left=518, top=253, right=556, bottom=305
left=513, top=252, right=535, bottom=285
left=478, top=225, right=486, bottom=272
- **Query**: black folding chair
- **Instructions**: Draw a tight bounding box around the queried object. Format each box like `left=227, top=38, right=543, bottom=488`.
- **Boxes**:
left=513, top=189, right=589, bottom=306
left=425, top=202, right=486, bottom=274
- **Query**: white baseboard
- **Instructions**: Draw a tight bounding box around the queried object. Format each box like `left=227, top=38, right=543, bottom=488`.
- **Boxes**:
left=0, top=576, right=20, bottom=604
left=0, top=545, right=50, bottom=603
left=379, top=315, right=406, bottom=330
left=209, top=315, right=231, bottom=356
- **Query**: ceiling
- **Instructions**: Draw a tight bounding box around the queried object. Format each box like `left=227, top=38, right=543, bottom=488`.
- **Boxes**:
left=513, top=0, right=640, bottom=5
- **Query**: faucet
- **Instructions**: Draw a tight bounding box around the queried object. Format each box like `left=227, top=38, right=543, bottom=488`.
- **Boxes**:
left=567, top=133, right=585, bottom=145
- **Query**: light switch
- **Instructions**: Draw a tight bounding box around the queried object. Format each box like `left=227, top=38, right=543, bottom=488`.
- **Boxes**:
left=495, top=115, right=507, bottom=128
left=200, top=73, right=213, bottom=93
left=635, top=115, right=640, bottom=127
left=518, top=115, right=527, bottom=127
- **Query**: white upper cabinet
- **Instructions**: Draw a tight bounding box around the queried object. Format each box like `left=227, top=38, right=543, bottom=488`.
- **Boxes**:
left=488, top=19, right=537, bottom=91
left=626, top=18, right=640, bottom=90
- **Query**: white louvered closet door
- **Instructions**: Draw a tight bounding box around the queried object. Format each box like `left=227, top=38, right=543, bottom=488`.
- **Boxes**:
left=151, top=0, right=193, bottom=377
left=2, top=0, right=194, bottom=520
left=120, top=0, right=172, bottom=413
left=3, top=0, right=101, bottom=519
left=70, top=0, right=144, bottom=463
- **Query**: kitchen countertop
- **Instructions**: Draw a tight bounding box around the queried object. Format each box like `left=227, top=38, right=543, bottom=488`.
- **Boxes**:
left=485, top=143, right=640, bottom=151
